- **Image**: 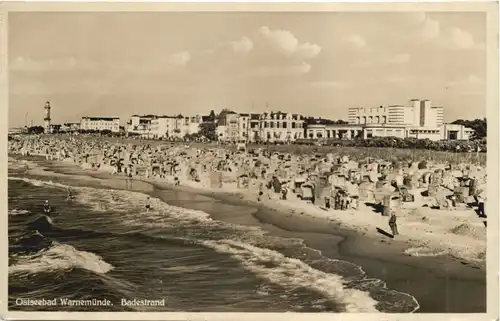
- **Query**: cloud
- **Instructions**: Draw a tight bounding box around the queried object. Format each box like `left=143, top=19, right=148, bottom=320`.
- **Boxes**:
left=409, top=14, right=483, bottom=51
left=388, top=53, right=411, bottom=64
left=230, top=37, right=254, bottom=53
left=10, top=56, right=96, bottom=71
left=446, top=74, right=484, bottom=88
left=204, top=36, right=254, bottom=56
left=167, top=51, right=190, bottom=66
left=259, top=26, right=321, bottom=59
left=346, top=35, right=366, bottom=48
left=445, top=27, right=485, bottom=50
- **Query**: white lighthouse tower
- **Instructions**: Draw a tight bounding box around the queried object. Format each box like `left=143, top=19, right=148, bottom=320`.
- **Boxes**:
left=44, top=101, right=51, bottom=133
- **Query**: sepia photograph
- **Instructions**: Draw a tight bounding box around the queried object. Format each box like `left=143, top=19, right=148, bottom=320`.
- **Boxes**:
left=2, top=2, right=498, bottom=320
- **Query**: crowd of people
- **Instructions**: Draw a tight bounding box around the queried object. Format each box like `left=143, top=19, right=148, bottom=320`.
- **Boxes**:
left=9, top=135, right=487, bottom=237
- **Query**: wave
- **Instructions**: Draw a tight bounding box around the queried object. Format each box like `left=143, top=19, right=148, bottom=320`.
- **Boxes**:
left=9, top=242, right=114, bottom=275
left=10, top=170, right=419, bottom=312
left=202, top=239, right=378, bottom=313
left=9, top=209, right=31, bottom=216
left=404, top=246, right=448, bottom=257
left=8, top=176, right=69, bottom=189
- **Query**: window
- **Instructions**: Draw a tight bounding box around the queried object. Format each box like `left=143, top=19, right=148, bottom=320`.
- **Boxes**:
left=270, top=122, right=275, bottom=128
left=292, top=122, right=296, bottom=129
left=283, top=122, right=287, bottom=128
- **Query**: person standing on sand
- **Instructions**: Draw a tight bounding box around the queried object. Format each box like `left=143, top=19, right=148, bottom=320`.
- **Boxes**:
left=389, top=211, right=399, bottom=236
left=477, top=194, right=486, bottom=218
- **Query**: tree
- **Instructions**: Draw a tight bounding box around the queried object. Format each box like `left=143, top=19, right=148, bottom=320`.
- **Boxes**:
left=199, top=122, right=217, bottom=141
left=451, top=118, right=486, bottom=139
left=27, top=126, right=44, bottom=135
left=208, top=110, right=216, bottom=122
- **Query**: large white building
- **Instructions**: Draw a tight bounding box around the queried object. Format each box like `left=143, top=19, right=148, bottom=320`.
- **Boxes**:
left=80, top=116, right=120, bottom=133
left=149, top=114, right=202, bottom=139
left=216, top=111, right=306, bottom=143
left=345, top=99, right=473, bottom=141
left=259, top=112, right=306, bottom=142
left=126, top=115, right=156, bottom=137
left=348, top=99, right=444, bottom=127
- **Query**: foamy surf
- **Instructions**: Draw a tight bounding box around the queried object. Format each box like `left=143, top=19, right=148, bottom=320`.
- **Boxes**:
left=10, top=171, right=420, bottom=312
left=8, top=176, right=69, bottom=189
left=202, top=239, right=379, bottom=313
left=404, top=246, right=448, bottom=257
left=9, top=209, right=31, bottom=216
left=9, top=242, right=114, bottom=275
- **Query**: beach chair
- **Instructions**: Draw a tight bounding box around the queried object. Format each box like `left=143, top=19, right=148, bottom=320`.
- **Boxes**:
left=299, top=183, right=314, bottom=202
left=399, top=186, right=415, bottom=202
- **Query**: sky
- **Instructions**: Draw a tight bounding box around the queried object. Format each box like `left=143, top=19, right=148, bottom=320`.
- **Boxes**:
left=8, top=11, right=487, bottom=127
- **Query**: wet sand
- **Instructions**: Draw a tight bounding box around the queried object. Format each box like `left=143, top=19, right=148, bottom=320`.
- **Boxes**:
left=13, top=155, right=486, bottom=313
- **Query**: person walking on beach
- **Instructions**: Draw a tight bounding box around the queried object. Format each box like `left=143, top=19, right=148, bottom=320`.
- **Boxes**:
left=389, top=211, right=399, bottom=237
left=477, top=194, right=486, bottom=218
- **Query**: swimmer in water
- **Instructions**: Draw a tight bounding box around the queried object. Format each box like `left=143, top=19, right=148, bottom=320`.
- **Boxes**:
left=43, top=200, right=51, bottom=213
left=66, top=187, right=74, bottom=200
left=145, top=197, right=151, bottom=212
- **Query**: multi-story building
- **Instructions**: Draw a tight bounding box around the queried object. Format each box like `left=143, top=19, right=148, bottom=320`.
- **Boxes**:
left=126, top=115, right=156, bottom=137
left=80, top=116, right=120, bottom=132
left=306, top=123, right=364, bottom=140
left=60, top=122, right=81, bottom=132
left=216, top=111, right=306, bottom=143
left=259, top=112, right=306, bottom=142
left=149, top=114, right=202, bottom=139
left=348, top=99, right=444, bottom=127
left=344, top=99, right=470, bottom=141
left=237, top=113, right=261, bottom=142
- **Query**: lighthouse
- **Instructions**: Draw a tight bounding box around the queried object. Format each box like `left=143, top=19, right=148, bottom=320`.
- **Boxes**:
left=44, top=101, right=51, bottom=133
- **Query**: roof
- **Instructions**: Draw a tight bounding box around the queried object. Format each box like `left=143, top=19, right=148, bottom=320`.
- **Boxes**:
left=81, top=116, right=119, bottom=121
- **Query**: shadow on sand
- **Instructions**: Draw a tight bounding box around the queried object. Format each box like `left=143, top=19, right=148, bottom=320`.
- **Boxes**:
left=365, top=202, right=383, bottom=214
left=376, top=227, right=394, bottom=239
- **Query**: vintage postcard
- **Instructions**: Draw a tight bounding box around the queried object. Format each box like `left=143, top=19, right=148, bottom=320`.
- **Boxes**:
left=1, top=1, right=498, bottom=321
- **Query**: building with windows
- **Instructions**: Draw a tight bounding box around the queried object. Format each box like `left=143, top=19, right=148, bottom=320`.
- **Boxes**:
left=348, top=99, right=444, bottom=127
left=80, top=116, right=120, bottom=132
left=217, top=112, right=240, bottom=142
left=126, top=115, right=156, bottom=136
left=306, top=124, right=364, bottom=140
left=216, top=111, right=306, bottom=143
left=345, top=99, right=472, bottom=141
left=60, top=122, right=81, bottom=132
left=235, top=113, right=263, bottom=142
left=149, top=114, right=202, bottom=139
left=259, top=112, right=306, bottom=142
left=440, top=124, right=475, bottom=140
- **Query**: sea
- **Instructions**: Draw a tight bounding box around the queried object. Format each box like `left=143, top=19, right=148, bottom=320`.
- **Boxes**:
left=8, top=156, right=420, bottom=313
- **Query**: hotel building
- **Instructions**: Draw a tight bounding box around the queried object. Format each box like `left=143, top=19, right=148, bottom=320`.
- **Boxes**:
left=149, top=114, right=202, bottom=139
left=80, top=116, right=120, bottom=133
left=216, top=111, right=306, bottom=143
left=345, top=99, right=471, bottom=141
